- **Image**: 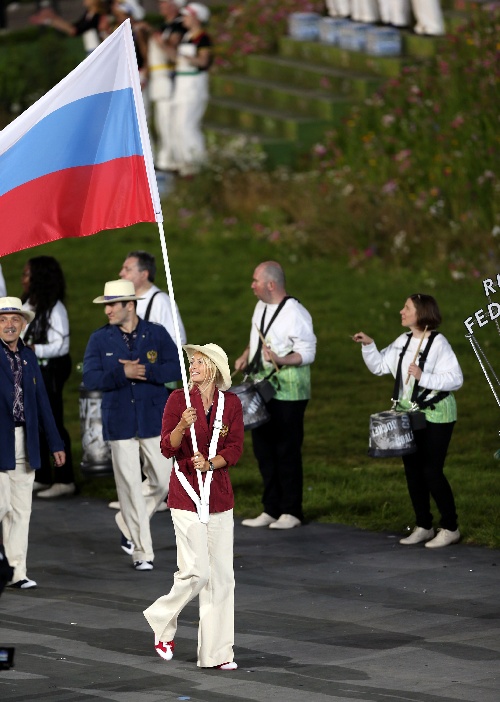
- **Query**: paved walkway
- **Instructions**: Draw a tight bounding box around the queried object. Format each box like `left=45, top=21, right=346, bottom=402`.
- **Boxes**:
left=0, top=497, right=499, bottom=701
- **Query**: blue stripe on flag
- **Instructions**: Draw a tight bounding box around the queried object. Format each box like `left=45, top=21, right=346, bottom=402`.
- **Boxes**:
left=0, top=88, right=143, bottom=197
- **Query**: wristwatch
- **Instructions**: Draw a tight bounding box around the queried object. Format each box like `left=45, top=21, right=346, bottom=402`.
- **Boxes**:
left=208, top=460, right=215, bottom=471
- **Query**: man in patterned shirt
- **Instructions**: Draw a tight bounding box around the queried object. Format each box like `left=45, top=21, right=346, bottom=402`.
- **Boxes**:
left=0, top=297, right=65, bottom=589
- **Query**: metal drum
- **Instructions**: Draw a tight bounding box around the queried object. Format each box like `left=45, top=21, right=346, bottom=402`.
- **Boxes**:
left=232, top=382, right=271, bottom=431
left=368, top=410, right=416, bottom=458
left=79, top=384, right=113, bottom=475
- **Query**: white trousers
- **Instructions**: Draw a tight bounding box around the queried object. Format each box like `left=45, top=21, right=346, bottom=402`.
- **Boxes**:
left=111, top=437, right=172, bottom=562
left=378, top=0, right=411, bottom=25
left=168, top=73, right=209, bottom=176
left=326, top=0, right=351, bottom=17
left=154, top=98, right=173, bottom=171
left=411, top=0, right=445, bottom=35
left=0, top=427, right=35, bottom=583
left=351, top=0, right=380, bottom=22
left=143, top=508, right=235, bottom=668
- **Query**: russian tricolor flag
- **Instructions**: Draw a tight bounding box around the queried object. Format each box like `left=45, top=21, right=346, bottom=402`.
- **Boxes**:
left=0, top=20, right=161, bottom=258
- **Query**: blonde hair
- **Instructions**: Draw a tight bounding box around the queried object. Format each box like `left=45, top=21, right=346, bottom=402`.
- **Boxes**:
left=188, top=353, right=223, bottom=390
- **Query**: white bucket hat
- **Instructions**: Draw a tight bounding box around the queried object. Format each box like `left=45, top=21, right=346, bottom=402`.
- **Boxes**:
left=0, top=296, right=35, bottom=323
left=182, top=2, right=210, bottom=23
left=116, top=0, right=146, bottom=20
left=183, top=343, right=232, bottom=390
left=93, top=280, right=144, bottom=304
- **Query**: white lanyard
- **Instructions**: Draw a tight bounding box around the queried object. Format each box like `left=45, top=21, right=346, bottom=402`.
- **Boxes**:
left=174, top=391, right=225, bottom=523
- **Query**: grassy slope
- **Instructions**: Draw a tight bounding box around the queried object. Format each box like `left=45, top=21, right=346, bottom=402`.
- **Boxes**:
left=2, top=220, right=499, bottom=546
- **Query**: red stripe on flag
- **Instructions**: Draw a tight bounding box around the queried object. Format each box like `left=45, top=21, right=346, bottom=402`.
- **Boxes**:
left=0, top=156, right=156, bottom=257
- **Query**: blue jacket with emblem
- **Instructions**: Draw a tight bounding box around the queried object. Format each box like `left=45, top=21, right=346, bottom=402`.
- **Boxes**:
left=82, top=319, right=181, bottom=440
left=0, top=339, right=64, bottom=471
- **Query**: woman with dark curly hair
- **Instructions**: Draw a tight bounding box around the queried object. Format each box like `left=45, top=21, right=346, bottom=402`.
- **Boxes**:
left=21, top=256, right=75, bottom=497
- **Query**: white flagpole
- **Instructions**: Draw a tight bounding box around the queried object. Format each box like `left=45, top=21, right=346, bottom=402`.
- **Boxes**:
left=125, top=20, right=205, bottom=514
left=122, top=19, right=196, bottom=449
left=157, top=222, right=198, bottom=450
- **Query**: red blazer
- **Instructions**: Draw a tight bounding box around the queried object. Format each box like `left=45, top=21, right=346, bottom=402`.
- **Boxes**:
left=161, top=387, right=244, bottom=513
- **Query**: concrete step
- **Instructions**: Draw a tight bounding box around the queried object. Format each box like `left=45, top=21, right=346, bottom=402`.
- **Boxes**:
left=246, top=54, right=381, bottom=98
left=204, top=123, right=295, bottom=169
left=205, top=97, right=331, bottom=150
left=210, top=73, right=352, bottom=121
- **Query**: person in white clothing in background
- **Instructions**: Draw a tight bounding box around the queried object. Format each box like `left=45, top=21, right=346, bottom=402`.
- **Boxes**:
left=325, top=0, right=351, bottom=17
left=351, top=0, right=379, bottom=22
left=21, top=256, right=75, bottom=498
left=353, top=293, right=463, bottom=548
left=119, top=250, right=186, bottom=344
left=142, top=0, right=186, bottom=172
left=411, top=0, right=445, bottom=35
left=165, top=2, right=213, bottom=176
left=378, top=0, right=411, bottom=26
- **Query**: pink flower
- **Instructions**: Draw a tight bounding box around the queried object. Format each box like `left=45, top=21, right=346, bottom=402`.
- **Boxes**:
left=382, top=180, right=398, bottom=195
left=313, top=143, right=327, bottom=156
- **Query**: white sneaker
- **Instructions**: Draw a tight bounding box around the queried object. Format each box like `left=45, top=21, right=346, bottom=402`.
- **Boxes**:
left=37, top=483, right=76, bottom=498
left=133, top=560, right=154, bottom=571
left=269, top=514, right=301, bottom=530
left=216, top=661, right=238, bottom=670
left=9, top=578, right=37, bottom=589
left=399, top=526, right=435, bottom=545
left=425, top=528, right=461, bottom=549
left=241, top=512, right=277, bottom=528
left=33, top=481, right=50, bottom=492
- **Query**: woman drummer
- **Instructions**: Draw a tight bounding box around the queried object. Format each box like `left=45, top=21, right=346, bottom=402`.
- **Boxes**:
left=143, top=343, right=244, bottom=670
left=353, top=294, right=463, bottom=548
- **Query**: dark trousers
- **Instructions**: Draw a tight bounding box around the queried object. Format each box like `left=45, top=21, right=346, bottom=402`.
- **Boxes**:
left=402, top=421, right=458, bottom=531
left=251, top=398, right=308, bottom=521
left=37, top=355, right=74, bottom=485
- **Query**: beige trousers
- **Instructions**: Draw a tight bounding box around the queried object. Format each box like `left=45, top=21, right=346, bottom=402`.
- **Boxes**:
left=143, top=508, right=235, bottom=668
left=0, top=427, right=35, bottom=583
left=111, top=437, right=172, bottom=562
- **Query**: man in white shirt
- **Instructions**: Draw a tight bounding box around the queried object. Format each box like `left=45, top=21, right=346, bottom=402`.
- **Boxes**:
left=119, top=250, right=186, bottom=344
left=235, top=261, right=316, bottom=530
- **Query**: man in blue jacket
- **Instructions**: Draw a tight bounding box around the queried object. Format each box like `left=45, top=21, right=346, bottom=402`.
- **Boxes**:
left=83, top=280, right=181, bottom=571
left=0, top=297, right=65, bottom=589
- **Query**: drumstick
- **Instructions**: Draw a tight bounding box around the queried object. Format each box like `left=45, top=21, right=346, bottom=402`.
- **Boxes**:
left=255, top=325, right=280, bottom=373
left=405, top=326, right=428, bottom=385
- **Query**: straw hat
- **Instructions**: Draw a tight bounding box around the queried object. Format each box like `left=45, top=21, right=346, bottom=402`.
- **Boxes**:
left=93, top=280, right=144, bottom=304
left=183, top=343, right=232, bottom=390
left=0, top=296, right=35, bottom=323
